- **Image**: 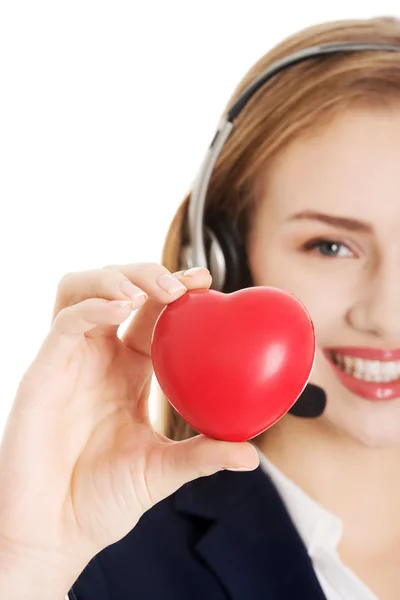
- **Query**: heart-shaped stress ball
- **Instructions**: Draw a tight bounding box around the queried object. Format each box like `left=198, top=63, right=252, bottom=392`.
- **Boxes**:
left=151, top=287, right=315, bottom=442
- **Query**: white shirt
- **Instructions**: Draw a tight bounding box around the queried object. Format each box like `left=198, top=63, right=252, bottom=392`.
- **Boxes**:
left=257, top=450, right=378, bottom=600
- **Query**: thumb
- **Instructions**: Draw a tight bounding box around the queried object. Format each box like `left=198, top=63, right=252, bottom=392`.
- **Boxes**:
left=160, top=435, right=260, bottom=495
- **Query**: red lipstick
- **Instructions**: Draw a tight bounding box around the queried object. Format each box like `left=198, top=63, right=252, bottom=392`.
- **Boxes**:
left=323, top=347, right=400, bottom=401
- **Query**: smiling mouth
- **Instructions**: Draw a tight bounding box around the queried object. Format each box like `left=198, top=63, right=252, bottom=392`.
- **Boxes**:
left=328, top=350, right=400, bottom=383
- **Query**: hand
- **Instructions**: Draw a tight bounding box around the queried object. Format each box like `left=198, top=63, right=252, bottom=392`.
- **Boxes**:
left=0, top=263, right=259, bottom=579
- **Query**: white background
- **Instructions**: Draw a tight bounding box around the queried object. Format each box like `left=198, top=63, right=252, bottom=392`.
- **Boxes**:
left=1, top=1, right=399, bottom=436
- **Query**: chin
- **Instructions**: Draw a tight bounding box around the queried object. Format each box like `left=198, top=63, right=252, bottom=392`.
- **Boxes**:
left=324, top=394, right=400, bottom=449
left=349, top=429, right=399, bottom=449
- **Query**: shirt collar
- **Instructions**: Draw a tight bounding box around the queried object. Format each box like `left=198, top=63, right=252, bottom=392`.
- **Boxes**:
left=254, top=447, right=343, bottom=559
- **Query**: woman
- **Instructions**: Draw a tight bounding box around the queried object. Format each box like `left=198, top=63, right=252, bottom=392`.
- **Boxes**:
left=1, top=15, right=400, bottom=600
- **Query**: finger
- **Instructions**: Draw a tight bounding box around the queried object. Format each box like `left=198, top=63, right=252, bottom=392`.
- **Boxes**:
left=51, top=263, right=210, bottom=345
left=120, top=266, right=212, bottom=356
left=39, top=298, right=137, bottom=365
left=51, top=263, right=191, bottom=341
left=102, top=262, right=190, bottom=303
left=52, top=268, right=150, bottom=324
left=157, top=435, right=260, bottom=499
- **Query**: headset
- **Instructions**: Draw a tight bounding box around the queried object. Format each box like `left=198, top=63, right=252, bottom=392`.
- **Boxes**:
left=179, top=42, right=400, bottom=418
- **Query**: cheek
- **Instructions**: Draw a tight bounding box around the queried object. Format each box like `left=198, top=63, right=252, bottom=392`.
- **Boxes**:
left=248, top=246, right=344, bottom=338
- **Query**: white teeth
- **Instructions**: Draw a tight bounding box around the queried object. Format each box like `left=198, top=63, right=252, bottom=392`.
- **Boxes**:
left=343, top=356, right=353, bottom=374
left=331, top=352, right=400, bottom=383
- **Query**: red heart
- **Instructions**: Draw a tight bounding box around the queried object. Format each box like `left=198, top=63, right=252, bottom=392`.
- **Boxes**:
left=151, top=287, right=315, bottom=442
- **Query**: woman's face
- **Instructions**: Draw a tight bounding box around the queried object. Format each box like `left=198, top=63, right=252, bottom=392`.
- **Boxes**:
left=248, top=107, right=400, bottom=449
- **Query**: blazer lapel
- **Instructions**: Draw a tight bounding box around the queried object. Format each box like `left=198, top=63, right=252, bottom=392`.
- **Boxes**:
left=175, top=466, right=327, bottom=600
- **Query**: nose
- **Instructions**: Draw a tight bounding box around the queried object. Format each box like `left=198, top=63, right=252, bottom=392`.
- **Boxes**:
left=347, top=254, right=400, bottom=342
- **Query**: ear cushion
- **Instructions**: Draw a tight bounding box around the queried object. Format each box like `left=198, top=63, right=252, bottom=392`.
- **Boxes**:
left=204, top=211, right=253, bottom=293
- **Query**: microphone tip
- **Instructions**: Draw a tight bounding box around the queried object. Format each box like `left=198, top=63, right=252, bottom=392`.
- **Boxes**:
left=288, top=383, right=326, bottom=418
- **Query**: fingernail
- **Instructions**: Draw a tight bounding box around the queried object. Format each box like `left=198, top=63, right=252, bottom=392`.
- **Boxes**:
left=120, top=281, right=148, bottom=303
left=110, top=295, right=146, bottom=310
left=226, top=466, right=254, bottom=471
left=183, top=267, right=210, bottom=277
left=109, top=300, right=133, bottom=308
left=157, top=273, right=187, bottom=295
left=131, top=294, right=147, bottom=309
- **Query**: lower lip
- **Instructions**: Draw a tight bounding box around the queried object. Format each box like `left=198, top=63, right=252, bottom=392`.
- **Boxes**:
left=324, top=351, right=400, bottom=401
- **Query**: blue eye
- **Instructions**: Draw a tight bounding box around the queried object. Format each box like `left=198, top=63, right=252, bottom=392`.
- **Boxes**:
left=304, top=239, right=353, bottom=258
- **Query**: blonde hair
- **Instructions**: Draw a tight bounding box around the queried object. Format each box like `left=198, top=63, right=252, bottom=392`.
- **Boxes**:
left=156, top=16, right=400, bottom=441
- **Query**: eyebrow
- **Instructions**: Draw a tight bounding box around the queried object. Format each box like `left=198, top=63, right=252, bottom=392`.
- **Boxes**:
left=285, top=210, right=373, bottom=233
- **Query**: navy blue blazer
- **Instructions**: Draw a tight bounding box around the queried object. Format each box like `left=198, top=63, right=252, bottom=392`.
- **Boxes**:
left=69, top=465, right=327, bottom=599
